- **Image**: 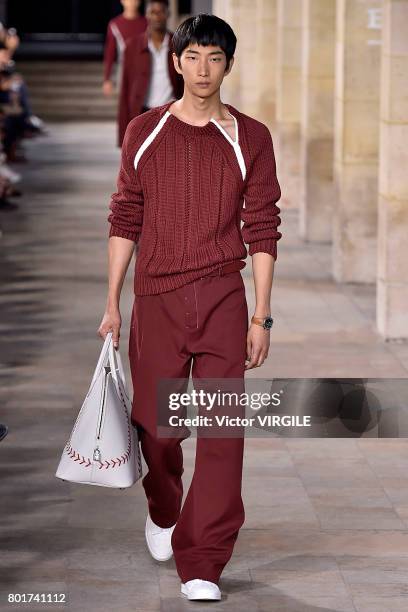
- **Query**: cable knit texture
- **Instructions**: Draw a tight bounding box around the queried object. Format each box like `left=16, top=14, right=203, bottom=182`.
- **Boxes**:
left=108, top=100, right=282, bottom=296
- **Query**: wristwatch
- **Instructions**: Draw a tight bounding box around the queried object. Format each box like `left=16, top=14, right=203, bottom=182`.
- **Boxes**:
left=251, top=315, right=274, bottom=330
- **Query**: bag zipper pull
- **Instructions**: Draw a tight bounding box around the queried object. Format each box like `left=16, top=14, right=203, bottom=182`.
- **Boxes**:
left=93, top=446, right=102, bottom=462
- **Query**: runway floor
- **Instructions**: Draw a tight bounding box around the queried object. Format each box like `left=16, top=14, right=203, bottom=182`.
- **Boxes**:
left=1, top=122, right=408, bottom=611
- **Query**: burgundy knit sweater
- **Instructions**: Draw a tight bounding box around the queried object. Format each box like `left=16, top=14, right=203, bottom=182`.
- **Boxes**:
left=108, top=100, right=282, bottom=296
left=103, top=14, right=147, bottom=81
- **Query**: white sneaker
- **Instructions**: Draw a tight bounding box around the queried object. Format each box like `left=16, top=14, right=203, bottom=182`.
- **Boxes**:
left=145, top=513, right=176, bottom=561
left=181, top=579, right=221, bottom=600
left=0, top=164, right=21, bottom=184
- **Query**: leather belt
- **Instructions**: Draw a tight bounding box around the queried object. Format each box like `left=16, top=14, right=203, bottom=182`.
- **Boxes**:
left=199, top=260, right=246, bottom=279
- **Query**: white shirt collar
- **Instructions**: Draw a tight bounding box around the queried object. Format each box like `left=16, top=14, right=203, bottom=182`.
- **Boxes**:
left=148, top=31, right=170, bottom=53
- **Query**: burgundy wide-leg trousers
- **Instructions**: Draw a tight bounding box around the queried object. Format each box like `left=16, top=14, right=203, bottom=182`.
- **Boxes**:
left=128, top=268, right=249, bottom=585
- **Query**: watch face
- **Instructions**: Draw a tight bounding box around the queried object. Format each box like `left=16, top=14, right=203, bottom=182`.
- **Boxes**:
left=264, top=317, right=273, bottom=329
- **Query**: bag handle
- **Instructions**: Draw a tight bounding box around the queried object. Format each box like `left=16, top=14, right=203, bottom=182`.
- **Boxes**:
left=89, top=331, right=112, bottom=390
left=108, top=334, right=127, bottom=387
left=88, top=332, right=129, bottom=399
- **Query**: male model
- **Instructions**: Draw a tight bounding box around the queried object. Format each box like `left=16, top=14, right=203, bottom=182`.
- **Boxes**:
left=102, top=0, right=147, bottom=98
left=99, top=13, right=282, bottom=602
left=118, top=0, right=184, bottom=147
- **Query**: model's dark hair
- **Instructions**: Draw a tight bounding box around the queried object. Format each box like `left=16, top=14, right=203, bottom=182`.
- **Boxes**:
left=146, top=0, right=169, bottom=8
left=172, top=14, right=236, bottom=70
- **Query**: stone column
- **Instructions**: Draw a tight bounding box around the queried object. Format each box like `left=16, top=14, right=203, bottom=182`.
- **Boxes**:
left=168, top=0, right=179, bottom=30
left=236, top=0, right=258, bottom=115
left=333, top=0, right=382, bottom=282
left=212, top=0, right=242, bottom=106
left=300, top=0, right=336, bottom=241
left=211, top=1, right=224, bottom=20
left=192, top=0, right=212, bottom=12
left=254, top=0, right=279, bottom=125
left=377, top=0, right=408, bottom=339
left=276, top=0, right=303, bottom=209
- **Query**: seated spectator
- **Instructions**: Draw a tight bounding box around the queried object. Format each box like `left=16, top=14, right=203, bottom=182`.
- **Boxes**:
left=0, top=32, right=46, bottom=136
left=0, top=54, right=26, bottom=162
left=0, top=22, right=19, bottom=54
left=0, top=22, right=46, bottom=211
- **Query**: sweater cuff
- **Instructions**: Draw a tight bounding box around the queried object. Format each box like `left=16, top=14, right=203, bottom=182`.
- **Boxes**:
left=248, top=238, right=277, bottom=261
left=109, top=224, right=139, bottom=242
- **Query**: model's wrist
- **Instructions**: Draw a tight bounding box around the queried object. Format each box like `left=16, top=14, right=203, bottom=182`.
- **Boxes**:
left=254, top=308, right=271, bottom=317
left=106, top=296, right=120, bottom=311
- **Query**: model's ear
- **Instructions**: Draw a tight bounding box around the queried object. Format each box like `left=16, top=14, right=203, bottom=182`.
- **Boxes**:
left=224, top=56, right=234, bottom=76
left=172, top=52, right=183, bottom=76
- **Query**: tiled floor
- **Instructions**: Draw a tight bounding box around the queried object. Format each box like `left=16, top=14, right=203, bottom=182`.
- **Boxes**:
left=0, top=122, right=407, bottom=611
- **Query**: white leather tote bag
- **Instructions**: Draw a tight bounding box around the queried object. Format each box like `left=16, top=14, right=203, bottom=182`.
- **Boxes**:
left=56, top=331, right=143, bottom=488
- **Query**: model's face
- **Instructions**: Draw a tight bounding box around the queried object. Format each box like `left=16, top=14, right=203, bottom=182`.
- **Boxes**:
left=146, top=3, right=168, bottom=30
left=174, top=43, right=233, bottom=97
left=121, top=0, right=141, bottom=12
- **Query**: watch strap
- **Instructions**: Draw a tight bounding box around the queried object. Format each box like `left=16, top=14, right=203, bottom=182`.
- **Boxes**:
left=251, top=315, right=272, bottom=328
left=251, top=316, right=266, bottom=326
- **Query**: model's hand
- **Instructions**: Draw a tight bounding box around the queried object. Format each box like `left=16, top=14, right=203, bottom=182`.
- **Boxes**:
left=245, top=323, right=270, bottom=369
left=98, top=306, right=121, bottom=348
left=102, top=80, right=114, bottom=96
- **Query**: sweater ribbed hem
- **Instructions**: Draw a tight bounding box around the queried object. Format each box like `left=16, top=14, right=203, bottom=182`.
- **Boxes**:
left=248, top=239, right=277, bottom=261
left=109, top=224, right=139, bottom=242
left=134, top=256, right=248, bottom=296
